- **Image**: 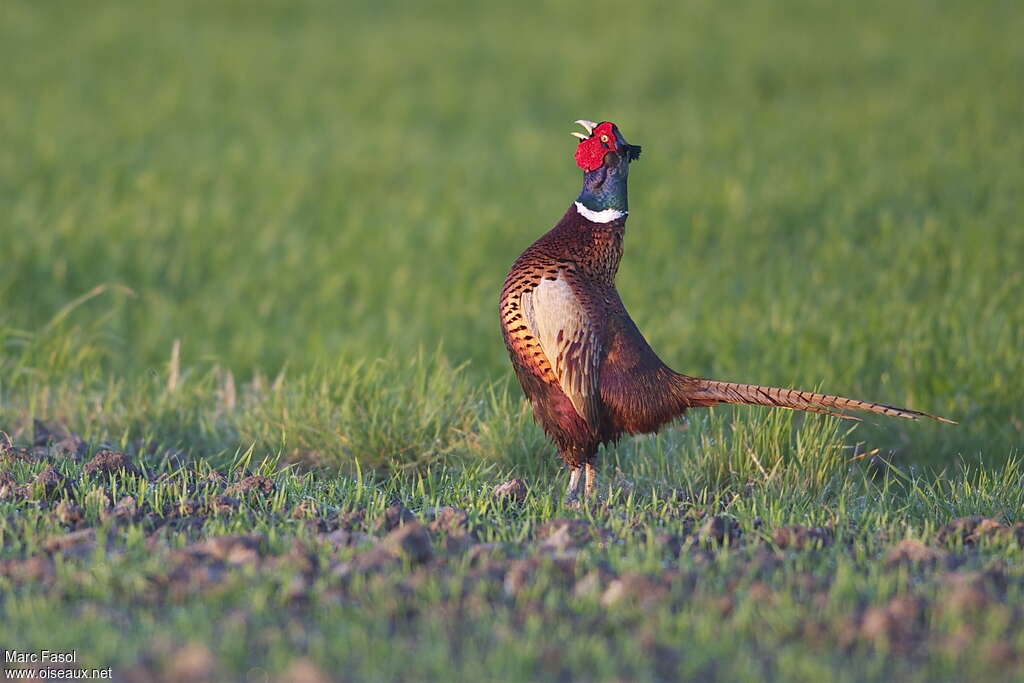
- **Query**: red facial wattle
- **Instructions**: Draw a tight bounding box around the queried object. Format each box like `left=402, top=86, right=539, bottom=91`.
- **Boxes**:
left=574, top=122, right=619, bottom=172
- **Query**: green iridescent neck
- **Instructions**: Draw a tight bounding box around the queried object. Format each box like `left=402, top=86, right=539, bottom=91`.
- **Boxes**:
left=577, top=165, right=628, bottom=212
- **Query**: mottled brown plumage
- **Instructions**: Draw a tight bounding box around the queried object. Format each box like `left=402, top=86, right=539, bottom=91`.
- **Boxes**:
left=500, top=120, right=953, bottom=501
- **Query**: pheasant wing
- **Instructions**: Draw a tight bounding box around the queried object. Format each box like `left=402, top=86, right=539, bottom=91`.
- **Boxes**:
left=521, top=276, right=602, bottom=429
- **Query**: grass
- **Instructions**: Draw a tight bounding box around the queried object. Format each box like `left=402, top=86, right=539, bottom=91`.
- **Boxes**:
left=1, top=0, right=1023, bottom=680
left=3, top=417, right=1024, bottom=681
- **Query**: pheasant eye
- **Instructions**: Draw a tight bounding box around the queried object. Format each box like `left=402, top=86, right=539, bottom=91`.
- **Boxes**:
left=600, top=134, right=609, bottom=143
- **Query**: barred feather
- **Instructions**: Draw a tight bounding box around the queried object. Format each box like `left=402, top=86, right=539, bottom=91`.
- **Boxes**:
left=681, top=377, right=956, bottom=424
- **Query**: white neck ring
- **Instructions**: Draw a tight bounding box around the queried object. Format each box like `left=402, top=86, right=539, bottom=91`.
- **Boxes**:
left=574, top=201, right=626, bottom=224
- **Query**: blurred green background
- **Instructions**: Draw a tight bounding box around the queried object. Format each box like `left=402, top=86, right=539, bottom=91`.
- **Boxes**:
left=1, top=0, right=1021, bottom=461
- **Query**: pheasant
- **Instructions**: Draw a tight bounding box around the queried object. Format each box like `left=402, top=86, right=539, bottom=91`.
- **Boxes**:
left=499, top=119, right=954, bottom=503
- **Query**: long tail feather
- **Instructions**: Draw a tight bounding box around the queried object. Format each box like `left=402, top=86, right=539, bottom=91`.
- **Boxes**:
left=681, top=377, right=956, bottom=424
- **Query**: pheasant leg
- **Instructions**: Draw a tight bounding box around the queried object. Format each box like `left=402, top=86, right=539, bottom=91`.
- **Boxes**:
left=565, top=467, right=582, bottom=505
left=584, top=462, right=598, bottom=500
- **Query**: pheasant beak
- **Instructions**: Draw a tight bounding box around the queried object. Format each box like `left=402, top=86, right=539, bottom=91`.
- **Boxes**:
left=574, top=120, right=598, bottom=135
left=571, top=120, right=596, bottom=141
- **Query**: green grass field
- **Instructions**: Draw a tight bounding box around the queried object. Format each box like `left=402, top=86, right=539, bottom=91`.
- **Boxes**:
left=2, top=0, right=1023, bottom=680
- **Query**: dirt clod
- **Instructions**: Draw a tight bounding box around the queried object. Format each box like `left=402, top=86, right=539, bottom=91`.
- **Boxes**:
left=0, top=432, right=33, bottom=463
left=537, top=518, right=602, bottom=554
left=698, top=515, right=740, bottom=545
left=44, top=528, right=97, bottom=554
left=0, top=471, right=17, bottom=499
left=166, top=643, right=216, bottom=683
left=493, top=478, right=528, bottom=503
left=504, top=556, right=576, bottom=596
left=226, top=474, right=275, bottom=496
left=427, top=506, right=470, bottom=535
left=0, top=556, right=55, bottom=585
left=290, top=499, right=319, bottom=519
left=747, top=581, right=776, bottom=606
left=601, top=573, right=668, bottom=608
left=112, top=496, right=138, bottom=519
left=428, top=506, right=474, bottom=552
left=465, top=543, right=502, bottom=567
left=83, top=488, right=111, bottom=511
left=502, top=558, right=535, bottom=595
left=55, top=501, right=85, bottom=526
left=337, top=509, right=366, bottom=530
left=182, top=534, right=264, bottom=565
left=33, top=465, right=71, bottom=496
left=177, top=499, right=202, bottom=516
left=322, top=528, right=371, bottom=548
left=773, top=525, right=832, bottom=550
left=332, top=523, right=433, bottom=579
left=859, top=595, right=924, bottom=650
left=372, top=503, right=415, bottom=534
left=211, top=495, right=240, bottom=514
left=34, top=420, right=89, bottom=461
left=937, top=516, right=1009, bottom=545
left=380, top=521, right=433, bottom=564
left=83, top=449, right=140, bottom=477
left=939, top=572, right=998, bottom=614
left=574, top=567, right=616, bottom=598
left=335, top=547, right=395, bottom=577
left=204, top=471, right=228, bottom=487
left=653, top=532, right=684, bottom=558
left=283, top=658, right=331, bottom=683
left=885, top=539, right=949, bottom=568
left=986, top=641, right=1017, bottom=666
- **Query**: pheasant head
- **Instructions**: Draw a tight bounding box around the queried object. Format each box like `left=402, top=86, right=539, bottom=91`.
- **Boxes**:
left=571, top=120, right=641, bottom=215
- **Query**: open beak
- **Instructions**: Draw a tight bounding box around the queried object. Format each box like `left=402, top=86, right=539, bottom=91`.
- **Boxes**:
left=575, top=120, right=598, bottom=135
left=571, top=120, right=596, bottom=140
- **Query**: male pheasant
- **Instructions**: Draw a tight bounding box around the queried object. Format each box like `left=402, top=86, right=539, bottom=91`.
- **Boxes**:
left=499, top=119, right=954, bottom=502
